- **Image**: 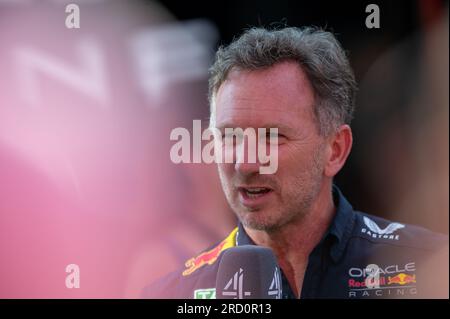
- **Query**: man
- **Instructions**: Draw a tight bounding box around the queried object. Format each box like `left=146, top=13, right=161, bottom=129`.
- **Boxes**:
left=143, top=26, right=448, bottom=299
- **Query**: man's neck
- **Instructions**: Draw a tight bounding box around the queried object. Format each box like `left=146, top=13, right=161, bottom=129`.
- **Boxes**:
left=243, top=183, right=336, bottom=297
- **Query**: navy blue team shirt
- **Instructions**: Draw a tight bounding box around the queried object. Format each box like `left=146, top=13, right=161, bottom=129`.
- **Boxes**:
left=142, top=186, right=448, bottom=299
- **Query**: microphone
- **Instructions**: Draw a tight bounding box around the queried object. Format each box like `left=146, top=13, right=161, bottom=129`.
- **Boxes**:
left=215, top=245, right=282, bottom=299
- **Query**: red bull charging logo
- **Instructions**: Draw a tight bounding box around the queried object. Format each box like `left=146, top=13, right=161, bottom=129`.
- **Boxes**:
left=182, top=228, right=238, bottom=276
left=388, top=273, right=416, bottom=285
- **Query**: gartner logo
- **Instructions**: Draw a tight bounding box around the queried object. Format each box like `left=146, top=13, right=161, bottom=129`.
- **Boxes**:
left=361, top=216, right=405, bottom=241
left=347, top=262, right=417, bottom=298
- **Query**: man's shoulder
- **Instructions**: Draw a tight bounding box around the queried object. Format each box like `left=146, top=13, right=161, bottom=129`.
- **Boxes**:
left=141, top=267, right=183, bottom=299
left=140, top=255, right=219, bottom=299
left=141, top=227, right=239, bottom=299
left=349, top=211, right=448, bottom=251
left=344, top=212, right=448, bottom=298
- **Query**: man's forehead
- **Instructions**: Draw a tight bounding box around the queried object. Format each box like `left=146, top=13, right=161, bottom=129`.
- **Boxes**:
left=223, top=61, right=313, bottom=94
left=214, top=62, right=315, bottom=129
left=216, top=108, right=296, bottom=129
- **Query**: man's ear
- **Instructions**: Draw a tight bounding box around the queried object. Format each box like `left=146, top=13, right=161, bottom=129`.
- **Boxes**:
left=324, top=125, right=353, bottom=178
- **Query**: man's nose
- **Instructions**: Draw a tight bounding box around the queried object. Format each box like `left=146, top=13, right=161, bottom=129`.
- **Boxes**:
left=234, top=160, right=261, bottom=176
left=234, top=137, right=261, bottom=175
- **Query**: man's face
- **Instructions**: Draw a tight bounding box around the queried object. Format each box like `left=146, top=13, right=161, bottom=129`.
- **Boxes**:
left=213, top=61, right=327, bottom=232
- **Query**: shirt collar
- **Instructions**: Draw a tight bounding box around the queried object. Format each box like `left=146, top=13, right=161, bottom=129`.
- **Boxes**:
left=236, top=184, right=355, bottom=263
left=327, top=185, right=355, bottom=262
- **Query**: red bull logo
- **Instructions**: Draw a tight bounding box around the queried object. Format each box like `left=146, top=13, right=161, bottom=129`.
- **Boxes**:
left=182, top=228, right=238, bottom=276
left=388, top=273, right=416, bottom=285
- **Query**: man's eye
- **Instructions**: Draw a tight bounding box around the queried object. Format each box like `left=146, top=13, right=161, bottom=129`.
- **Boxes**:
left=221, top=132, right=231, bottom=139
left=222, top=135, right=231, bottom=143
left=222, top=133, right=242, bottom=143
left=265, top=132, right=285, bottom=144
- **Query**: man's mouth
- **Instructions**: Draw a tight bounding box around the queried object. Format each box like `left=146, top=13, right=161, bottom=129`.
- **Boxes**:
left=239, top=187, right=272, bottom=198
left=237, top=186, right=274, bottom=208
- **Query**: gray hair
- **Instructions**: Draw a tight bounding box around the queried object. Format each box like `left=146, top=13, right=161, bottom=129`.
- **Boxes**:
left=208, top=26, right=357, bottom=136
